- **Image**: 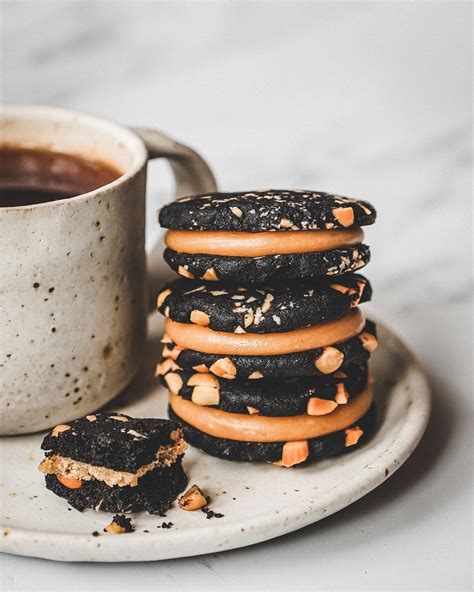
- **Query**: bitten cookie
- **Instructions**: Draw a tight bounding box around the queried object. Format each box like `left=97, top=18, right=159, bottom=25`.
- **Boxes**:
left=159, top=190, right=376, bottom=282
left=39, top=413, right=188, bottom=513
left=159, top=362, right=368, bottom=416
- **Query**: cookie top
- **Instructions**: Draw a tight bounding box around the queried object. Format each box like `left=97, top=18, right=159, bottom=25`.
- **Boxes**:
left=159, top=190, right=376, bottom=232
left=157, top=274, right=371, bottom=334
left=160, top=362, right=368, bottom=416
left=41, top=413, right=183, bottom=473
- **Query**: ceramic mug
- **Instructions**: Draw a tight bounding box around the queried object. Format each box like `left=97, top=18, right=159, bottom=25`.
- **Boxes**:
left=0, top=104, right=217, bottom=435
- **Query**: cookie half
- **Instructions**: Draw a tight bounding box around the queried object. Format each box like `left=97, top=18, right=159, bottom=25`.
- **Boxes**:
left=163, top=246, right=370, bottom=284
left=157, top=320, right=377, bottom=379
left=160, top=362, right=368, bottom=416
left=169, top=404, right=376, bottom=465
left=159, top=190, right=376, bottom=232
left=157, top=274, right=371, bottom=334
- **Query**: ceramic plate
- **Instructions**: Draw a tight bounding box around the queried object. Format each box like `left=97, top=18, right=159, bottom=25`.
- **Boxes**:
left=0, top=314, right=430, bottom=562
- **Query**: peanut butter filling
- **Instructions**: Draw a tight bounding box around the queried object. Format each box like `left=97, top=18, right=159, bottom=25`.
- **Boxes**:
left=164, top=308, right=364, bottom=356
left=38, top=439, right=187, bottom=488
left=169, top=384, right=373, bottom=442
left=165, top=228, right=364, bottom=257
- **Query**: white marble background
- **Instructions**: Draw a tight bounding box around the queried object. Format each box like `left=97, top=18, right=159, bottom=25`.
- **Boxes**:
left=1, top=2, right=472, bottom=591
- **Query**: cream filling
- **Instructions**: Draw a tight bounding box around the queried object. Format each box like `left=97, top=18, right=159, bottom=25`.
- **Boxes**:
left=165, top=228, right=364, bottom=256
left=169, top=384, right=373, bottom=442
left=38, top=439, right=188, bottom=488
left=164, top=308, right=364, bottom=356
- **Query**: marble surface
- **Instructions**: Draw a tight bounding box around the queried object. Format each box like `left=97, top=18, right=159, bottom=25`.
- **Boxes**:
left=1, top=2, right=472, bottom=590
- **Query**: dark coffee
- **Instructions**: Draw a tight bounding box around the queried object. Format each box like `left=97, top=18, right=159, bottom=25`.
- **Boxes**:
left=0, top=147, right=122, bottom=207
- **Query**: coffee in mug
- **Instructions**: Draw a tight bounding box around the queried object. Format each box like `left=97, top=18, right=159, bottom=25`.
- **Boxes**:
left=0, top=147, right=122, bottom=207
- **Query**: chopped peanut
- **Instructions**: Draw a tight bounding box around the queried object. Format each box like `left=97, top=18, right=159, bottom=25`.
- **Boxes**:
left=307, top=397, right=338, bottom=416
left=190, top=310, right=210, bottom=327
left=210, top=357, right=237, bottom=379
left=179, top=484, right=208, bottom=511
left=345, top=428, right=364, bottom=447
left=314, top=347, right=344, bottom=374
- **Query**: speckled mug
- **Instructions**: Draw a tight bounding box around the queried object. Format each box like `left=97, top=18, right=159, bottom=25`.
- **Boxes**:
left=0, top=105, right=217, bottom=435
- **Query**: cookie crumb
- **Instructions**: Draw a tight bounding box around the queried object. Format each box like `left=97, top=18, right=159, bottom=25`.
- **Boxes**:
left=104, top=514, right=134, bottom=534
left=201, top=507, right=224, bottom=520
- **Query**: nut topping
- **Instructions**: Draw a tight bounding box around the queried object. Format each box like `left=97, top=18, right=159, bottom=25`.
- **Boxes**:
left=307, top=398, right=338, bottom=416
left=358, top=332, right=378, bottom=352
left=247, top=406, right=259, bottom=415
left=155, top=358, right=180, bottom=376
left=335, top=383, right=349, bottom=404
left=51, top=424, right=71, bottom=437
left=230, top=206, right=243, bottom=218
left=162, top=344, right=184, bottom=360
left=274, top=441, right=309, bottom=468
left=164, top=372, right=183, bottom=394
left=109, top=415, right=128, bottom=422
left=345, top=427, right=364, bottom=447
left=192, top=364, right=209, bottom=373
left=179, top=484, right=208, bottom=511
left=202, top=267, right=218, bottom=281
left=244, top=310, right=254, bottom=328
left=314, top=347, right=344, bottom=374
left=177, top=265, right=195, bottom=279
left=190, top=310, right=210, bottom=327
left=187, top=373, right=219, bottom=388
left=210, top=357, right=237, bottom=379
left=332, top=206, right=354, bottom=227
left=191, top=385, right=220, bottom=406
left=157, top=288, right=172, bottom=308
left=261, top=293, right=274, bottom=313
left=248, top=371, right=263, bottom=379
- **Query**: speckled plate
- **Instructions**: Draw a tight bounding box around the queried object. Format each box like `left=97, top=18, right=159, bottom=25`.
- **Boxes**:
left=0, top=314, right=430, bottom=562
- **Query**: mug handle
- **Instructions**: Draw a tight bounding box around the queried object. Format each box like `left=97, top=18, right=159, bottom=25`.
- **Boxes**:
left=132, top=127, right=217, bottom=197
left=131, top=127, right=218, bottom=304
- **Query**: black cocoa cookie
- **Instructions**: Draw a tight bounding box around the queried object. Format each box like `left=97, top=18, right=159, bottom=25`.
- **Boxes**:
left=41, top=413, right=182, bottom=473
left=163, top=245, right=370, bottom=284
left=159, top=190, right=376, bottom=232
left=160, top=362, right=368, bottom=416
left=157, top=274, right=371, bottom=334
left=168, top=404, right=377, bottom=465
left=158, top=320, right=377, bottom=379
left=45, top=462, right=188, bottom=514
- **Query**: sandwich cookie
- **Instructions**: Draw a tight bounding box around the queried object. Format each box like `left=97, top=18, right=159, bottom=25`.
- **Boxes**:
left=168, top=384, right=377, bottom=466
left=159, top=362, right=368, bottom=416
left=39, top=413, right=188, bottom=513
left=159, top=190, right=376, bottom=282
left=157, top=319, right=377, bottom=379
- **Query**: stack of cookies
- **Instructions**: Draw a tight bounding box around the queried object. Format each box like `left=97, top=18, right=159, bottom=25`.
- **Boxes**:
left=156, top=190, right=377, bottom=467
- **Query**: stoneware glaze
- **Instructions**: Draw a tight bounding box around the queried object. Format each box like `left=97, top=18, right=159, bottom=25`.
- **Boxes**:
left=0, top=316, right=431, bottom=562
left=0, top=105, right=216, bottom=435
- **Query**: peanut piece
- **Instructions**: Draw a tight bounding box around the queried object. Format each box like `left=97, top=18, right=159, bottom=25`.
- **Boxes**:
left=314, top=347, right=344, bottom=374
left=210, top=357, right=237, bottom=379
left=179, top=484, right=208, bottom=511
